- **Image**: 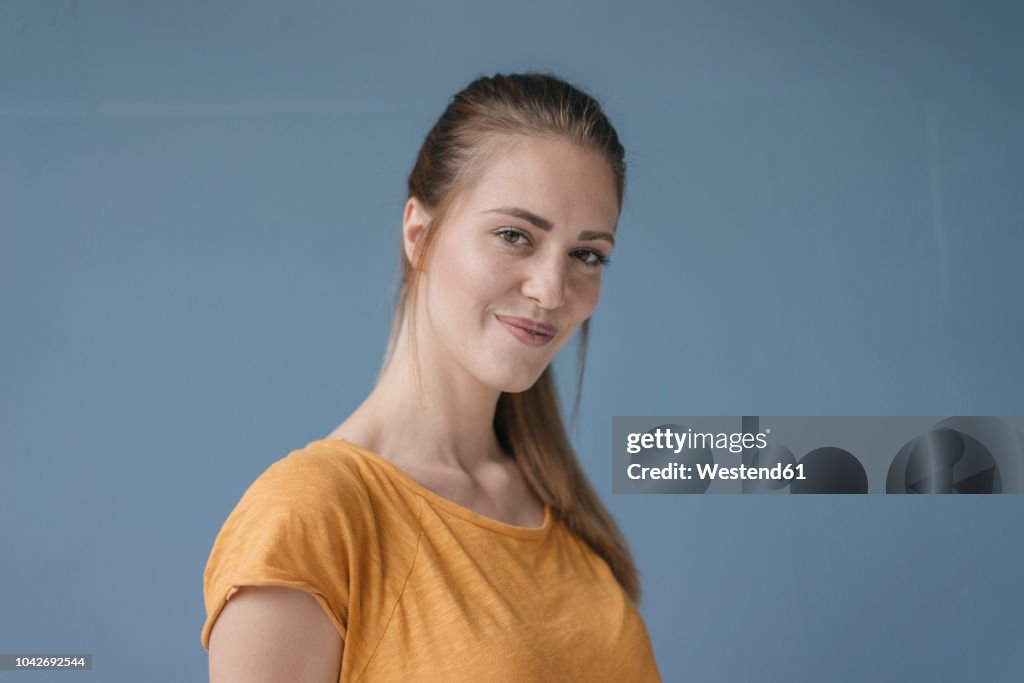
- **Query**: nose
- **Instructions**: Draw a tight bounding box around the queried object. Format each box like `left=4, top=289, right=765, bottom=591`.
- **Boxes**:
left=520, top=251, right=567, bottom=310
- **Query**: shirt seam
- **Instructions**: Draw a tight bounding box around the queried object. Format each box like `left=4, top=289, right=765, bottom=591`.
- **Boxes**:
left=352, top=495, right=424, bottom=683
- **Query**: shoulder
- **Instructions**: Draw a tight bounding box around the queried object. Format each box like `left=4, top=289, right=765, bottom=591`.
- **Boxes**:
left=202, top=440, right=382, bottom=595
left=220, top=438, right=422, bottom=552
left=217, top=440, right=382, bottom=544
left=201, top=442, right=374, bottom=650
left=241, top=439, right=379, bottom=503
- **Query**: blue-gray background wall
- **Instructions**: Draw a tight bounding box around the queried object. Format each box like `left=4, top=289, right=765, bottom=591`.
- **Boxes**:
left=2, top=1, right=1022, bottom=681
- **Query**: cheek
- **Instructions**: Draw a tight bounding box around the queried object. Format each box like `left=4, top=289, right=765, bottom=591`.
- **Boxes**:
left=428, top=241, right=500, bottom=318
left=571, top=275, right=603, bottom=317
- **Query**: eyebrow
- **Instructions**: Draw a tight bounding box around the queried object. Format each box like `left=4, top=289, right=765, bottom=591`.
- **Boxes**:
left=482, top=206, right=615, bottom=246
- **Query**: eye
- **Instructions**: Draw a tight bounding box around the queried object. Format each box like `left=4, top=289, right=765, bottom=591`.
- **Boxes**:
left=496, top=227, right=530, bottom=247
left=573, top=249, right=612, bottom=269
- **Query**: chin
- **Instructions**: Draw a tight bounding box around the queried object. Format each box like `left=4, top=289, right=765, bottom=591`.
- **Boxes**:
left=483, top=366, right=544, bottom=395
left=497, top=379, right=538, bottom=394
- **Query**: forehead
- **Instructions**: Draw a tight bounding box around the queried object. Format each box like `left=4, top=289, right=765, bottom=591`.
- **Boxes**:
left=456, top=136, right=620, bottom=232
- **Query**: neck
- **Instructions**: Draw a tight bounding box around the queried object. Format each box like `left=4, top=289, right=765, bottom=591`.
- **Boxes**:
left=334, top=315, right=507, bottom=474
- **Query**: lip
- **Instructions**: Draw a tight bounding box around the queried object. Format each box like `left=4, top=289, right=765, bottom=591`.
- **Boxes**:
left=496, top=315, right=556, bottom=347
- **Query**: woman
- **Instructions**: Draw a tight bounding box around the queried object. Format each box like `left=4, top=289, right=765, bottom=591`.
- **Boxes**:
left=201, top=72, right=662, bottom=682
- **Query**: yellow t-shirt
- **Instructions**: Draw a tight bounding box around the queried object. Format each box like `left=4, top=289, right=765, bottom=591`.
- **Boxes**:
left=201, top=438, right=662, bottom=682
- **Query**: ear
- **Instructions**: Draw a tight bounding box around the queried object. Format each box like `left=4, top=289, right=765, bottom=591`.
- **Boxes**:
left=402, top=197, right=432, bottom=266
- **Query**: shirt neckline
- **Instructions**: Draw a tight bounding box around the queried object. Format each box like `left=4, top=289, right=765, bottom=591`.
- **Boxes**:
left=311, top=437, right=554, bottom=541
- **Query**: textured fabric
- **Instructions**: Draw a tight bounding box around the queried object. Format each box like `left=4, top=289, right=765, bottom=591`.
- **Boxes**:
left=201, top=438, right=662, bottom=682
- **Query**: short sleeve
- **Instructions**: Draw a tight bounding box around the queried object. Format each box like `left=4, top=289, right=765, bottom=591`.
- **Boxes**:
left=200, top=451, right=366, bottom=651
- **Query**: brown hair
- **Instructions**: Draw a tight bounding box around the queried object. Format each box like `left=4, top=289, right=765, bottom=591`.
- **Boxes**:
left=381, top=72, right=640, bottom=602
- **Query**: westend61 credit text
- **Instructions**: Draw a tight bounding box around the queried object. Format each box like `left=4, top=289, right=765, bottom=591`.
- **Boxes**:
left=628, top=461, right=806, bottom=481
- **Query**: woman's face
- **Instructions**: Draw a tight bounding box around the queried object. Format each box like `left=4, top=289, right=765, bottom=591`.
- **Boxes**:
left=406, top=136, right=620, bottom=394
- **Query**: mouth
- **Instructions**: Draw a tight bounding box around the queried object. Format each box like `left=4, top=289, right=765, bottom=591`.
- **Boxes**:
left=495, top=315, right=556, bottom=347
